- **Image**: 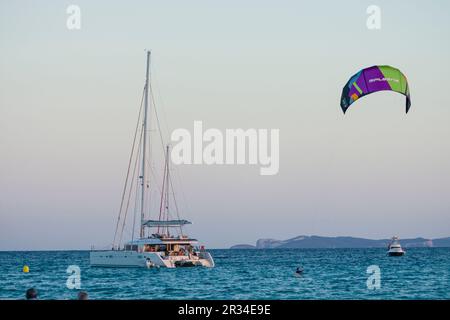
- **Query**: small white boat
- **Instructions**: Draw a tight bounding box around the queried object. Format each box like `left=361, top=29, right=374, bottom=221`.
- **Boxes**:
left=387, top=236, right=405, bottom=256
left=90, top=51, right=214, bottom=268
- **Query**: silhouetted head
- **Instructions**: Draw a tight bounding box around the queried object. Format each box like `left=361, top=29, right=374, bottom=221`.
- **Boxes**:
left=26, top=288, right=38, bottom=300
left=77, top=291, right=88, bottom=300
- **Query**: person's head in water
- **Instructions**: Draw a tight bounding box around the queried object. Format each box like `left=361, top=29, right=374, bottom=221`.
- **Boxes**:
left=25, top=288, right=38, bottom=300
left=77, top=291, right=88, bottom=300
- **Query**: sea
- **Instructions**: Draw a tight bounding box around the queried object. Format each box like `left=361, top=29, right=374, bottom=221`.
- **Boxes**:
left=0, top=248, right=449, bottom=300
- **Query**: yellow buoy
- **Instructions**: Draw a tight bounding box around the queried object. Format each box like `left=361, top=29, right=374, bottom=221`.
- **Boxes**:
left=23, top=265, right=29, bottom=273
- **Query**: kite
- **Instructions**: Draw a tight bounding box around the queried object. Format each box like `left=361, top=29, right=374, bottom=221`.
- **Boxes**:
left=340, top=65, right=411, bottom=114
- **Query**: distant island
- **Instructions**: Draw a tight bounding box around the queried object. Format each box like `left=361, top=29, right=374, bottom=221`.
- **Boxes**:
left=230, top=235, right=450, bottom=249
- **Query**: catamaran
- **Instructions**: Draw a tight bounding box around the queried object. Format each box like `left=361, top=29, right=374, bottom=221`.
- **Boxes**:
left=90, top=51, right=214, bottom=268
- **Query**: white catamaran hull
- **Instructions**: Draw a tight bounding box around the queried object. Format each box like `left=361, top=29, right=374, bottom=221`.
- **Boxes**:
left=90, top=250, right=215, bottom=268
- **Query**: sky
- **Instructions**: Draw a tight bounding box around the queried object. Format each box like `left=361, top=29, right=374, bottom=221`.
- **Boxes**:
left=1, top=0, right=450, bottom=250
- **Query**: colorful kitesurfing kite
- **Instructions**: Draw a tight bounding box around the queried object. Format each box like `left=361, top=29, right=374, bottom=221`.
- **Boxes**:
left=340, top=65, right=411, bottom=114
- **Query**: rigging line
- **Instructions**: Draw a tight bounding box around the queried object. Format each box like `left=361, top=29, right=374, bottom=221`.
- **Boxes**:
left=146, top=158, right=165, bottom=206
left=118, top=131, right=142, bottom=246
left=168, top=167, right=183, bottom=235
left=125, top=144, right=141, bottom=244
left=157, top=150, right=168, bottom=234
left=168, top=167, right=181, bottom=218
left=118, top=127, right=143, bottom=246
left=151, top=64, right=172, bottom=138
left=148, top=162, right=164, bottom=200
left=121, top=125, right=143, bottom=236
left=113, top=86, right=145, bottom=248
left=164, top=161, right=170, bottom=235
left=172, top=156, right=191, bottom=215
left=131, top=146, right=144, bottom=242
left=139, top=151, right=164, bottom=231
left=165, top=151, right=172, bottom=236
left=118, top=142, right=141, bottom=246
left=145, top=156, right=165, bottom=233
left=150, top=84, right=188, bottom=218
left=147, top=146, right=182, bottom=235
left=149, top=79, right=168, bottom=213
left=150, top=80, right=188, bottom=235
left=150, top=85, right=167, bottom=155
left=143, top=91, right=153, bottom=239
left=149, top=77, right=191, bottom=218
left=131, top=173, right=139, bottom=242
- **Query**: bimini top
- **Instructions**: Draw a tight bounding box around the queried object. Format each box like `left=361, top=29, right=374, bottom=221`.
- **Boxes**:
left=126, top=237, right=198, bottom=246
left=126, top=238, right=164, bottom=245
left=142, top=219, right=192, bottom=227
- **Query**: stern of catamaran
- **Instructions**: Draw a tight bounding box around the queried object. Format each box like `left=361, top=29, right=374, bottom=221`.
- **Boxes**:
left=198, top=250, right=215, bottom=267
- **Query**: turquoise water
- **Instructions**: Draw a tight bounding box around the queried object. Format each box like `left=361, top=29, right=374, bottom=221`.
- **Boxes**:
left=0, top=248, right=449, bottom=299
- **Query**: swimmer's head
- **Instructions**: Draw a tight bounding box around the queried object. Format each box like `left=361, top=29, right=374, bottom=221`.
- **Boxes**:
left=78, top=291, right=89, bottom=300
left=26, top=288, right=38, bottom=300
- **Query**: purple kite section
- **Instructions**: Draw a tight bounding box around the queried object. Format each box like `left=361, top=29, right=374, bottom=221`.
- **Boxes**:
left=363, top=66, right=392, bottom=92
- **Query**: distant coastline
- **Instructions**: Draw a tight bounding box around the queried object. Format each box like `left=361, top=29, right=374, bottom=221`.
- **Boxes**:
left=2, top=236, right=450, bottom=251
left=230, top=236, right=450, bottom=249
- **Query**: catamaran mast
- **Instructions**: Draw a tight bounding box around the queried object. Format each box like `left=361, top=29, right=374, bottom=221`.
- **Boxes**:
left=164, top=145, right=170, bottom=235
left=140, top=50, right=151, bottom=238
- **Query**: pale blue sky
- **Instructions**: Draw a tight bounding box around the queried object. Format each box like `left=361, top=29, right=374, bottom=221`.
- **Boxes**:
left=1, top=0, right=450, bottom=250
